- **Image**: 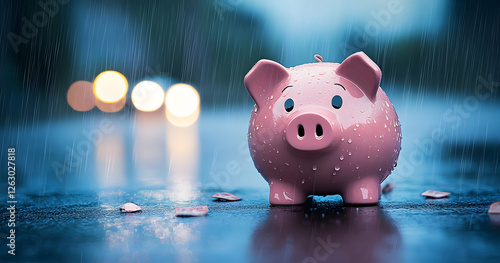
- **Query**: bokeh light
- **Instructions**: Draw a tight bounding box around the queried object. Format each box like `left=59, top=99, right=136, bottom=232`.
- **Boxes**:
left=165, top=84, right=200, bottom=127
left=67, top=81, right=95, bottom=111
left=93, top=71, right=128, bottom=103
left=131, top=81, right=165, bottom=112
left=96, top=96, right=126, bottom=113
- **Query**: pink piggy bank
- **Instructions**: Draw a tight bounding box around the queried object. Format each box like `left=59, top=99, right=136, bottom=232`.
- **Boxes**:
left=245, top=52, right=401, bottom=205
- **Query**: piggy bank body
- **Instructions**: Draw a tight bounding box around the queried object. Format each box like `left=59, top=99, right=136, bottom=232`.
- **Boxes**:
left=245, top=52, right=401, bottom=205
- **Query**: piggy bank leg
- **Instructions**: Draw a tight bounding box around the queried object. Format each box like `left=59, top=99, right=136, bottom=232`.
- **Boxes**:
left=341, top=177, right=380, bottom=205
left=269, top=182, right=307, bottom=205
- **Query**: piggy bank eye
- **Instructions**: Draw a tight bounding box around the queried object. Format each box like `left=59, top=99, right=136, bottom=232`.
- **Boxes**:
left=331, top=95, right=342, bottom=109
left=284, top=98, right=294, bottom=112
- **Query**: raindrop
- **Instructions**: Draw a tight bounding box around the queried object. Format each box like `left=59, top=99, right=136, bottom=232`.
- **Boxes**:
left=360, top=109, right=365, bottom=113
left=356, top=166, right=359, bottom=170
left=356, top=123, right=360, bottom=128
left=386, top=116, right=389, bottom=121
left=348, top=139, right=352, bottom=144
left=334, top=165, right=341, bottom=171
left=285, top=162, right=290, bottom=166
left=378, top=168, right=382, bottom=172
left=379, top=135, right=383, bottom=138
left=332, top=172, right=336, bottom=176
left=367, top=156, right=370, bottom=159
left=339, top=155, right=344, bottom=161
left=384, top=124, right=387, bottom=128
left=269, top=160, right=272, bottom=163
left=373, top=119, right=376, bottom=124
left=366, top=119, right=370, bottom=124
left=270, top=95, right=274, bottom=100
left=348, top=152, right=352, bottom=156
left=341, top=137, right=345, bottom=142
left=385, top=101, right=390, bottom=108
left=354, top=128, right=357, bottom=132
left=393, top=162, right=397, bottom=167
left=312, top=165, right=317, bottom=171
left=301, top=179, right=305, bottom=184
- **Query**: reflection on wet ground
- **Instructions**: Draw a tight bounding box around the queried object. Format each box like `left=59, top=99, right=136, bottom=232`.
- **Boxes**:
left=252, top=204, right=401, bottom=263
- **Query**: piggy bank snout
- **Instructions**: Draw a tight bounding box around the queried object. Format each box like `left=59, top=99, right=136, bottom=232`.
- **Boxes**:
left=285, top=111, right=338, bottom=151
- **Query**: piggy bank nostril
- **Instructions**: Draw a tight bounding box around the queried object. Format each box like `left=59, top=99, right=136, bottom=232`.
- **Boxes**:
left=298, top=125, right=305, bottom=138
left=316, top=124, right=323, bottom=137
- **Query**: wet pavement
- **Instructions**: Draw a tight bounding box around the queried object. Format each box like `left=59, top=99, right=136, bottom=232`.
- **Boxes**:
left=1, top=98, right=500, bottom=262
left=2, top=187, right=500, bottom=263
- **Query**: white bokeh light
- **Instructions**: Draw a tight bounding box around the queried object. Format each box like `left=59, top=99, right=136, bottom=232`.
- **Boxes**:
left=165, top=84, right=200, bottom=117
left=131, top=81, right=165, bottom=112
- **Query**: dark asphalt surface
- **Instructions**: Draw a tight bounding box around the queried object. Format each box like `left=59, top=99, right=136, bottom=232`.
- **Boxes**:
left=2, top=187, right=500, bottom=263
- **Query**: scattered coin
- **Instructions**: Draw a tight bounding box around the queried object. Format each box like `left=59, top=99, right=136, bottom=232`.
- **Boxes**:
left=212, top=192, right=242, bottom=201
left=421, top=190, right=450, bottom=199
left=488, top=202, right=500, bottom=214
left=120, top=202, right=142, bottom=213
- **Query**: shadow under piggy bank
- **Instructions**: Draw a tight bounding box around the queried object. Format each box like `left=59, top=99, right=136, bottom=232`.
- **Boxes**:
left=251, top=203, right=402, bottom=263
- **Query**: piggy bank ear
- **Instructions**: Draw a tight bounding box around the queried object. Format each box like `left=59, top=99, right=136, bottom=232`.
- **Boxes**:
left=336, top=52, right=381, bottom=101
left=245, top=59, right=289, bottom=108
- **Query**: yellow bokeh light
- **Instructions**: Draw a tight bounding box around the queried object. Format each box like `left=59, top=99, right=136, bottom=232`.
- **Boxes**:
left=93, top=71, right=128, bottom=103
left=131, top=81, right=165, bottom=112
left=96, top=96, right=126, bottom=113
left=165, top=84, right=200, bottom=127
